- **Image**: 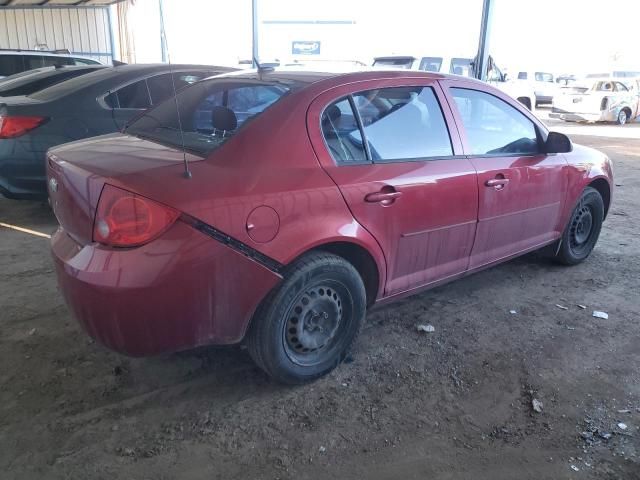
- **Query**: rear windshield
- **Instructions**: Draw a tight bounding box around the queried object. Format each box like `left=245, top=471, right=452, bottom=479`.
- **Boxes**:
left=125, top=79, right=292, bottom=156
left=373, top=57, right=414, bottom=69
left=0, top=67, right=100, bottom=96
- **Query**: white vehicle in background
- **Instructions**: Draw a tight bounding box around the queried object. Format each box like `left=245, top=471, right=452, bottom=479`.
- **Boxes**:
left=372, top=54, right=536, bottom=111
left=0, top=49, right=102, bottom=78
left=550, top=77, right=640, bottom=125
left=512, top=70, right=558, bottom=106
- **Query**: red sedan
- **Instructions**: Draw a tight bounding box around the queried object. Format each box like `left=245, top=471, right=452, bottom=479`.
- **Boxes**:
left=48, top=70, right=613, bottom=384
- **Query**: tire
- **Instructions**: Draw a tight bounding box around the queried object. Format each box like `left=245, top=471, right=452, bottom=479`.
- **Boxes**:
left=616, top=109, right=628, bottom=125
left=554, top=187, right=604, bottom=265
left=246, top=252, right=366, bottom=384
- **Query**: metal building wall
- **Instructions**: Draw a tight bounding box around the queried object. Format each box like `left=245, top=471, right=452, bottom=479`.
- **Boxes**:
left=0, top=6, right=114, bottom=64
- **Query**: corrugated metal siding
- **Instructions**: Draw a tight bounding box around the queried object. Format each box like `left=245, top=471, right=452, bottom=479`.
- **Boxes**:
left=0, top=7, right=113, bottom=64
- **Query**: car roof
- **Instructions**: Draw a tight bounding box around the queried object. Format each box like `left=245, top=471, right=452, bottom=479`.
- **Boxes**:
left=215, top=68, right=475, bottom=90
left=0, top=50, right=80, bottom=58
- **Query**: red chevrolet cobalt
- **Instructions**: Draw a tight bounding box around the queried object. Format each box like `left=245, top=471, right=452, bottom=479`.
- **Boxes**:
left=48, top=70, right=613, bottom=383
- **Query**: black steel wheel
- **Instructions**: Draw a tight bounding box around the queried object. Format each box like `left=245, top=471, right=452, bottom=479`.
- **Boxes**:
left=246, top=252, right=366, bottom=384
left=555, top=187, right=604, bottom=265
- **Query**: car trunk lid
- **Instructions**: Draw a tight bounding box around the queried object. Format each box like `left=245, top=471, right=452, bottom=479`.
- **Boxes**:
left=47, top=132, right=203, bottom=245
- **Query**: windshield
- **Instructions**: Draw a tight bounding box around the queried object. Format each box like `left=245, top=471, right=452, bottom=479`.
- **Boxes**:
left=373, top=57, right=414, bottom=69
left=125, top=79, right=291, bottom=156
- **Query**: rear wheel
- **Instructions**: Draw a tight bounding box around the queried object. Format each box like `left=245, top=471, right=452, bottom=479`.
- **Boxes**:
left=246, top=252, right=366, bottom=384
left=554, top=187, right=604, bottom=265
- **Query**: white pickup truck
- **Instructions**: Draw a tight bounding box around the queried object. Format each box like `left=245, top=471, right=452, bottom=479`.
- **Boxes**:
left=372, top=54, right=536, bottom=111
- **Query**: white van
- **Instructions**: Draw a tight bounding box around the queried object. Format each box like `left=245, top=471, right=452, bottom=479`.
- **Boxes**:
left=372, top=54, right=536, bottom=111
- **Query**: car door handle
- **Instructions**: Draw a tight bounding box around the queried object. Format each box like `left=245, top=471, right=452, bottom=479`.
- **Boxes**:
left=365, top=190, right=402, bottom=204
left=485, top=178, right=510, bottom=188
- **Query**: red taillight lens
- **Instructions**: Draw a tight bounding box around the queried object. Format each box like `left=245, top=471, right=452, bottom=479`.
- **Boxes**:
left=93, top=184, right=180, bottom=247
left=0, top=115, right=48, bottom=138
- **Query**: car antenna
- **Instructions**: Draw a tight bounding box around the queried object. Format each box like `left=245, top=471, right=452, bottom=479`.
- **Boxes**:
left=159, top=0, right=191, bottom=179
left=254, top=55, right=275, bottom=77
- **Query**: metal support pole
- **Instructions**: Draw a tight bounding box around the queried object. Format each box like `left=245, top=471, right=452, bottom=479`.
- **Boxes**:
left=474, top=0, right=494, bottom=81
left=159, top=0, right=168, bottom=63
left=252, top=0, right=259, bottom=66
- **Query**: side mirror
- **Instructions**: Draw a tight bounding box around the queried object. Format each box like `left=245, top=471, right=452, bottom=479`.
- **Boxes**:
left=545, top=131, right=572, bottom=154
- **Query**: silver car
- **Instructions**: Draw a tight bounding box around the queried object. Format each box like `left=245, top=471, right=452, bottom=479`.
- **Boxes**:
left=550, top=77, right=640, bottom=125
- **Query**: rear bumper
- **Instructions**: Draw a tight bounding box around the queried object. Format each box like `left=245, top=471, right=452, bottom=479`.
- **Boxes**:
left=51, top=220, right=281, bottom=356
left=549, top=110, right=606, bottom=122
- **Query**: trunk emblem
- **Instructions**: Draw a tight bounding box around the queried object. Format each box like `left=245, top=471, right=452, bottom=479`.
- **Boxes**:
left=49, top=178, right=58, bottom=193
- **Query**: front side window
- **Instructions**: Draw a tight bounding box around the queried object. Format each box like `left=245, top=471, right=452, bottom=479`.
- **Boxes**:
left=373, top=57, right=414, bottom=69
left=126, top=80, right=291, bottom=156
left=321, top=98, right=367, bottom=164
left=451, top=88, right=539, bottom=156
left=353, top=86, right=452, bottom=161
left=517, top=72, right=528, bottom=80
left=449, top=58, right=472, bottom=77
left=614, top=82, right=629, bottom=92
left=535, top=72, right=554, bottom=82
left=40, top=56, right=74, bottom=68
left=0, top=55, right=25, bottom=76
left=419, top=57, right=443, bottom=72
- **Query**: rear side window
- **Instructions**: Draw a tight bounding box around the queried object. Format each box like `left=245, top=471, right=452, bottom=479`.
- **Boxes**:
left=112, top=79, right=151, bottom=109
left=147, top=71, right=212, bottom=104
left=321, top=98, right=367, bottom=164
left=126, top=80, right=292, bottom=156
left=451, top=88, right=539, bottom=156
left=517, top=72, right=527, bottom=80
left=352, top=86, right=453, bottom=161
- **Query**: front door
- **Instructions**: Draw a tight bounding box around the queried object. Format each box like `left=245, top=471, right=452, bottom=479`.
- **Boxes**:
left=308, top=80, right=478, bottom=297
left=441, top=81, right=568, bottom=269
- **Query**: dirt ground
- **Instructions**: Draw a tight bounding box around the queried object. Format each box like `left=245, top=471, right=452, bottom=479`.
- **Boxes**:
left=1, top=116, right=639, bottom=479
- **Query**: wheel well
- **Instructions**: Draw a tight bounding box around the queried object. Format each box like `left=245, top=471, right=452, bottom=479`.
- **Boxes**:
left=517, top=97, right=532, bottom=110
left=588, top=178, right=611, bottom=217
left=622, top=107, right=632, bottom=116
left=312, top=242, right=380, bottom=306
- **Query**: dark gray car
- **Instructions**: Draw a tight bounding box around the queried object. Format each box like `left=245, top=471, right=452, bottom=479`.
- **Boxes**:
left=0, top=64, right=234, bottom=199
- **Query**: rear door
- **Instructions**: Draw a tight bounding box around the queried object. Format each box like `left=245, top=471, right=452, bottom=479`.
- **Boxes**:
left=441, top=80, right=568, bottom=268
left=308, top=79, right=478, bottom=297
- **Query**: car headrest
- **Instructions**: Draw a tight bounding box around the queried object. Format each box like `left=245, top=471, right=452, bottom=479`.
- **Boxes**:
left=211, top=106, right=238, bottom=131
left=322, top=104, right=342, bottom=125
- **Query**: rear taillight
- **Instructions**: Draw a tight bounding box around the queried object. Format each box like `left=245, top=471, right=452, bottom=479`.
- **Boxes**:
left=0, top=115, right=48, bottom=138
left=93, top=184, right=180, bottom=247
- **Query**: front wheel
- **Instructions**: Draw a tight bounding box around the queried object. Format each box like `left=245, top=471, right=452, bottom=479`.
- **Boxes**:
left=616, top=109, right=628, bottom=125
left=554, top=187, right=604, bottom=265
left=246, top=252, right=366, bottom=384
